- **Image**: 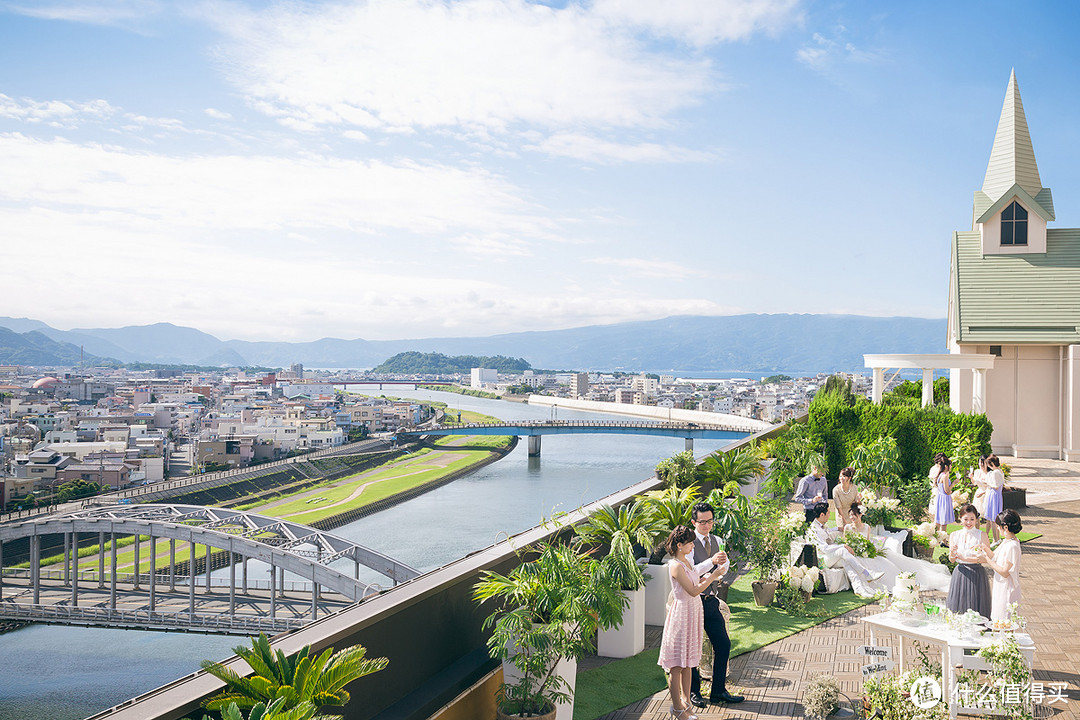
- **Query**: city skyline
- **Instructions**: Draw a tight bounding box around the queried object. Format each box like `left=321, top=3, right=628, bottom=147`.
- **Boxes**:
left=3, top=1, right=1080, bottom=343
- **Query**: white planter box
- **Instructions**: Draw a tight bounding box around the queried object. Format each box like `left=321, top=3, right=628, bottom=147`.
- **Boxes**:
left=643, top=559, right=671, bottom=626
left=597, top=587, right=645, bottom=658
left=502, top=624, right=578, bottom=720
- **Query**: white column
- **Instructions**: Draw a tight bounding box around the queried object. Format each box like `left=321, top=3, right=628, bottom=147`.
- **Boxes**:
left=972, top=369, right=987, bottom=414
left=922, top=369, right=934, bottom=408
left=872, top=368, right=885, bottom=404
left=1065, top=346, right=1080, bottom=461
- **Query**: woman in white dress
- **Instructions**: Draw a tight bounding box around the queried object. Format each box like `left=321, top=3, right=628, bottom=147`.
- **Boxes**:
left=847, top=505, right=952, bottom=593
left=978, top=509, right=1023, bottom=622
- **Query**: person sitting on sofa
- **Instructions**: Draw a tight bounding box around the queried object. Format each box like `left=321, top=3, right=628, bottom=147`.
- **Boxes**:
left=807, top=501, right=884, bottom=597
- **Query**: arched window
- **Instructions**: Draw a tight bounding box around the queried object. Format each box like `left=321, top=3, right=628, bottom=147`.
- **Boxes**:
left=1001, top=201, right=1028, bottom=246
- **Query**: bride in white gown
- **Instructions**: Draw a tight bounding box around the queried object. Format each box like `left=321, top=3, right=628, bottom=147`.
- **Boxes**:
left=846, top=505, right=952, bottom=595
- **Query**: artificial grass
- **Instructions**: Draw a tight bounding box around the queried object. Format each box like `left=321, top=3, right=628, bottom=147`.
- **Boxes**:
left=572, top=574, right=875, bottom=720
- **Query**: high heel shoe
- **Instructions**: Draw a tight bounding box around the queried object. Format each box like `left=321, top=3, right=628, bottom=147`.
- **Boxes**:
left=677, top=709, right=698, bottom=720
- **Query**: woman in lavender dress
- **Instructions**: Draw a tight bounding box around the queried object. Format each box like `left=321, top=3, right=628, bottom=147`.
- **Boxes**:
left=932, top=457, right=954, bottom=533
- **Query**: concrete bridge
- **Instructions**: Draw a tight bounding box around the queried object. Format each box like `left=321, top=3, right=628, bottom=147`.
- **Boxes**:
left=0, top=504, right=420, bottom=634
left=402, top=419, right=749, bottom=455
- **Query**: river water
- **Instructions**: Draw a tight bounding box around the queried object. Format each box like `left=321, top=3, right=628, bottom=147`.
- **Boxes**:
left=0, top=389, right=743, bottom=720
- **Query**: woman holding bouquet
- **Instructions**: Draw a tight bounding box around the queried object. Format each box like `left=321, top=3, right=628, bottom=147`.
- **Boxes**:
left=846, top=505, right=952, bottom=592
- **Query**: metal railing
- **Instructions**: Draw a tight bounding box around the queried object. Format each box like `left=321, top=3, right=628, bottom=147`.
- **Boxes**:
left=0, top=602, right=306, bottom=633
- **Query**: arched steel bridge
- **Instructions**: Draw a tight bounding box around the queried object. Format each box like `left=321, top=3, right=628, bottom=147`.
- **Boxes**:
left=0, top=504, right=420, bottom=634
left=400, top=419, right=750, bottom=455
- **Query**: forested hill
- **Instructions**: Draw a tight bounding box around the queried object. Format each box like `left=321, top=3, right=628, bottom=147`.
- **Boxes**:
left=372, top=352, right=531, bottom=374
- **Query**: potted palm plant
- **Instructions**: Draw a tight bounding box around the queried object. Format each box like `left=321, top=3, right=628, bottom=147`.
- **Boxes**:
left=573, top=502, right=665, bottom=658
left=637, top=484, right=701, bottom=625
left=473, top=541, right=626, bottom=720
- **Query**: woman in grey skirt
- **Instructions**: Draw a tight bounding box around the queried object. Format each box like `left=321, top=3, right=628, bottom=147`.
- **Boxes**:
left=946, top=504, right=993, bottom=617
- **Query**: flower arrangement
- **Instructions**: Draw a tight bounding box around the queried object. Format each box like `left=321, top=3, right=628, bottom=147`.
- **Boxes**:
left=841, top=529, right=883, bottom=558
left=910, top=521, right=949, bottom=561
left=802, top=673, right=841, bottom=720
left=890, top=571, right=920, bottom=614
left=860, top=489, right=901, bottom=528
left=784, top=563, right=822, bottom=594
left=976, top=634, right=1033, bottom=720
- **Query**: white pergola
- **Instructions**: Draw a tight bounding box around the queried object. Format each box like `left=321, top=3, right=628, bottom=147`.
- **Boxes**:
left=863, top=354, right=996, bottom=411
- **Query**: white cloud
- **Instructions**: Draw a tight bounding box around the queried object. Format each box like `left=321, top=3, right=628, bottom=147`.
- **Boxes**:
left=0, top=94, right=117, bottom=126
left=204, top=107, right=232, bottom=120
left=203, top=0, right=712, bottom=134
left=796, top=29, right=881, bottom=70
left=593, top=0, right=802, bottom=47
left=6, top=0, right=165, bottom=27
left=530, top=132, right=716, bottom=163
left=0, top=133, right=556, bottom=238
left=587, top=256, right=706, bottom=279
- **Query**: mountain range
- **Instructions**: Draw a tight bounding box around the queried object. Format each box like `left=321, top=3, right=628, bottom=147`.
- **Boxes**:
left=0, top=315, right=947, bottom=373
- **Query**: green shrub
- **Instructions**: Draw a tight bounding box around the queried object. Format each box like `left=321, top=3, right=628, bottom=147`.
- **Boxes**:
left=806, top=393, right=991, bottom=482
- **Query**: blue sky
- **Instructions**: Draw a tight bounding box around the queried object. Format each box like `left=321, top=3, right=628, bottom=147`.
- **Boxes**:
left=2, top=1, right=1080, bottom=343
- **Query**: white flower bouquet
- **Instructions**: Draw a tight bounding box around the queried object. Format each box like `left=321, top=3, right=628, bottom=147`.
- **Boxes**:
left=783, top=563, right=822, bottom=594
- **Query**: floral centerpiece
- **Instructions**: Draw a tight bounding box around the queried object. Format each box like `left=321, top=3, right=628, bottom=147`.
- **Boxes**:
left=784, top=563, right=822, bottom=594
left=910, top=522, right=949, bottom=560
left=860, top=489, right=901, bottom=528
left=842, top=529, right=883, bottom=558
left=890, top=571, right=920, bottom=615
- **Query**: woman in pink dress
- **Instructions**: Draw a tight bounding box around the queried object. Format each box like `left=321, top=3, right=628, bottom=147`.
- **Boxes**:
left=658, top=526, right=727, bottom=720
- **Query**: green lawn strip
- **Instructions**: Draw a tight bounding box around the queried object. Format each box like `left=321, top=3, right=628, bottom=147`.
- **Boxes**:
left=434, top=434, right=512, bottom=449
left=78, top=536, right=213, bottom=573
left=281, top=451, right=491, bottom=525
left=573, top=575, right=874, bottom=720
left=943, top=522, right=1040, bottom=542
left=229, top=449, right=437, bottom=512
left=254, top=459, right=446, bottom=517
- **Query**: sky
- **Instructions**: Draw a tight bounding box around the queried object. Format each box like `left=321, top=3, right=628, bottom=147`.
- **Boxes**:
left=3, top=1, right=1080, bottom=343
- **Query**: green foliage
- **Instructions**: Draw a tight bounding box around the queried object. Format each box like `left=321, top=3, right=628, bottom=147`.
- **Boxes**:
left=699, top=445, right=765, bottom=490
left=473, top=541, right=627, bottom=716
left=428, top=384, right=501, bottom=399
left=55, top=478, right=103, bottom=503
left=898, top=475, right=932, bottom=523
left=653, top=450, right=699, bottom=490
left=703, top=482, right=752, bottom=568
left=202, top=698, right=320, bottom=720
left=761, top=421, right=827, bottom=496
left=806, top=391, right=992, bottom=483
left=819, top=374, right=857, bottom=404
left=849, top=435, right=903, bottom=492
left=802, top=674, right=841, bottom=720
left=372, top=351, right=530, bottom=374
left=863, top=671, right=948, bottom=720
left=638, top=485, right=702, bottom=561
left=745, top=497, right=805, bottom=582
left=976, top=635, right=1034, bottom=720
left=573, top=502, right=665, bottom=590
left=884, top=377, right=951, bottom=407
left=200, top=633, right=388, bottom=713
left=761, top=374, right=792, bottom=384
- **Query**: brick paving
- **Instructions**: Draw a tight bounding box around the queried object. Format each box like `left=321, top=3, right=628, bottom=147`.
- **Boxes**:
left=589, top=457, right=1080, bottom=720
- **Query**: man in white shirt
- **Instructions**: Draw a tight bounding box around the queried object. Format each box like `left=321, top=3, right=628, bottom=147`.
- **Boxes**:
left=808, top=502, right=884, bottom=589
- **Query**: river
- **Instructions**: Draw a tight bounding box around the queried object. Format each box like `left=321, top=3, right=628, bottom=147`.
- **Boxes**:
left=0, top=389, right=744, bottom=720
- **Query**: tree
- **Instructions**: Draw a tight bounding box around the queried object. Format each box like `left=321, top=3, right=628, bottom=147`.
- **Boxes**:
left=699, top=445, right=765, bottom=489
left=200, top=634, right=388, bottom=713
left=653, top=450, right=699, bottom=489
left=203, top=699, right=319, bottom=720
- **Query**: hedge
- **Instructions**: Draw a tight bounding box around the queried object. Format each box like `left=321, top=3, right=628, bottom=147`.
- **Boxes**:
left=807, top=393, right=993, bottom=479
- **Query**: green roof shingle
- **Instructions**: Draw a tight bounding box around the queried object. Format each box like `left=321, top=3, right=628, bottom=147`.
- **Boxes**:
left=955, top=230, right=1080, bottom=344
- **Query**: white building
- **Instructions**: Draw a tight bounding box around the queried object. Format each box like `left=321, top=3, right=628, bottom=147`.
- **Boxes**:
left=470, top=368, right=498, bottom=388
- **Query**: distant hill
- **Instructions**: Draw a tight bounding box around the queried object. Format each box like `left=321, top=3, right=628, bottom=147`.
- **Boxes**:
left=0, top=327, right=111, bottom=366
left=0, top=314, right=947, bottom=372
left=373, top=352, right=531, bottom=374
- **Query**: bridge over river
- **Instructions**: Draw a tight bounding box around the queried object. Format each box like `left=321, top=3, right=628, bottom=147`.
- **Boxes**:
left=0, top=504, right=420, bottom=634
left=402, top=418, right=751, bottom=455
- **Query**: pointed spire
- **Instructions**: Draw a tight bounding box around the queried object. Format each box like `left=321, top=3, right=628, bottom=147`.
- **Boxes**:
left=982, top=69, right=1043, bottom=200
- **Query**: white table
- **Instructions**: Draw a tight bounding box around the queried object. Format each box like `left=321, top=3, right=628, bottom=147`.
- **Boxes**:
left=861, top=611, right=1035, bottom=718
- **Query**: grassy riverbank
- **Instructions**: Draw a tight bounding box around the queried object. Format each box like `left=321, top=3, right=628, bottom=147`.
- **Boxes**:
left=39, top=404, right=514, bottom=573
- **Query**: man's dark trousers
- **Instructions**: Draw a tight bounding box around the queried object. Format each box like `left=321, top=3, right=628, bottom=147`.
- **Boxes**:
left=690, top=594, right=731, bottom=699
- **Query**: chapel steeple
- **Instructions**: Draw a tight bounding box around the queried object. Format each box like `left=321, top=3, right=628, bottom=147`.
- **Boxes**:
left=982, top=70, right=1043, bottom=201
